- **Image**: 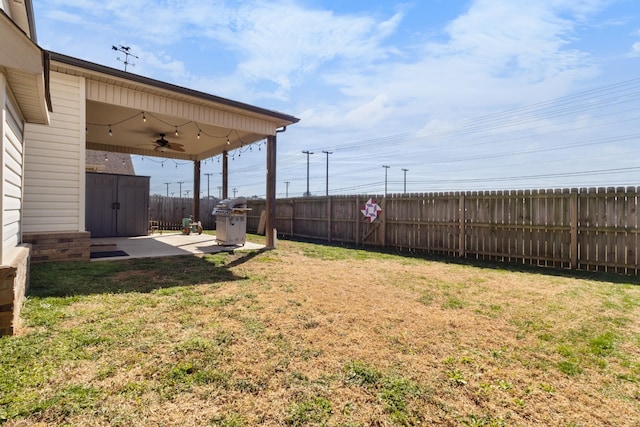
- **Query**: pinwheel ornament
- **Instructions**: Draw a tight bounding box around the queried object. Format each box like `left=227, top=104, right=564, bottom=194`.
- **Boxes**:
left=361, top=198, right=382, bottom=222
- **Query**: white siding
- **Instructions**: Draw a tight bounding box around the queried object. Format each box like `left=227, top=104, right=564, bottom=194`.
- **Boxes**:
left=23, top=72, right=86, bottom=233
left=1, top=73, right=25, bottom=263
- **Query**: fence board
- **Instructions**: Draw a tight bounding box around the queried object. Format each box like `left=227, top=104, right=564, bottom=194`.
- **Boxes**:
left=148, top=186, right=639, bottom=274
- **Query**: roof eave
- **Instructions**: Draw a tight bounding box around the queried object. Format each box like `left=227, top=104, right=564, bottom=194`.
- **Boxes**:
left=0, top=10, right=50, bottom=124
left=48, top=51, right=300, bottom=126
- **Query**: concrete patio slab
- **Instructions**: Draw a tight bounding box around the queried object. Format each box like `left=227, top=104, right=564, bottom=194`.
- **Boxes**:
left=90, top=233, right=264, bottom=261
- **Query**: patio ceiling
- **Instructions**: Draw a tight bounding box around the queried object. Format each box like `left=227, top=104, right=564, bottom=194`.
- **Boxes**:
left=49, top=52, right=299, bottom=161
left=84, top=101, right=272, bottom=161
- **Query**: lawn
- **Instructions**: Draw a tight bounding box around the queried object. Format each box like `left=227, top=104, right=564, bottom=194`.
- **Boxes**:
left=1, top=237, right=639, bottom=426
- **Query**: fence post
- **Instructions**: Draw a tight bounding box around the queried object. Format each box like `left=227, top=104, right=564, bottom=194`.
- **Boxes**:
left=355, top=196, right=360, bottom=246
left=381, top=197, right=387, bottom=247
left=328, top=196, right=332, bottom=243
left=459, top=193, right=465, bottom=257
left=570, top=190, right=578, bottom=269
left=290, top=199, right=295, bottom=238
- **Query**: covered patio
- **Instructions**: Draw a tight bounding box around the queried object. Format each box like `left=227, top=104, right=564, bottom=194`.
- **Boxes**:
left=50, top=51, right=299, bottom=249
left=89, top=232, right=265, bottom=261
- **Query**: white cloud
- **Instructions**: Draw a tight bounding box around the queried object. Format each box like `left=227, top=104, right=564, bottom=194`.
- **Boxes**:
left=206, top=2, right=399, bottom=93
left=140, top=51, right=187, bottom=78
left=631, top=41, right=640, bottom=57
left=306, top=0, right=609, bottom=135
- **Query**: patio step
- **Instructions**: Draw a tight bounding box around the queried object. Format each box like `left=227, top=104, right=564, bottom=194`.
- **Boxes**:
left=90, top=242, right=117, bottom=253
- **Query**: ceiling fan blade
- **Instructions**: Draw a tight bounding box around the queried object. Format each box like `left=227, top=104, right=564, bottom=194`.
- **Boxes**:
left=167, top=143, right=185, bottom=152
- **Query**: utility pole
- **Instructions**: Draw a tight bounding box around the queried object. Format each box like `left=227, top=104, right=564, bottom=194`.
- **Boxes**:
left=217, top=186, right=222, bottom=199
left=284, top=181, right=291, bottom=198
left=233, top=188, right=238, bottom=197
left=382, top=165, right=390, bottom=196
left=322, top=150, right=332, bottom=197
left=401, top=168, right=408, bottom=194
left=177, top=181, right=185, bottom=216
left=204, top=173, right=214, bottom=199
left=302, top=150, right=314, bottom=197
left=185, top=190, right=190, bottom=198
left=164, top=182, right=170, bottom=197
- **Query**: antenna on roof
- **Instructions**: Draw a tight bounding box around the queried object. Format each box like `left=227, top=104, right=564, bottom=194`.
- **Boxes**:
left=111, top=44, right=138, bottom=72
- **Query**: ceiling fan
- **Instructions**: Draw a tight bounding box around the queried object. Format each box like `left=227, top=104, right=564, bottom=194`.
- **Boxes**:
left=153, top=134, right=185, bottom=152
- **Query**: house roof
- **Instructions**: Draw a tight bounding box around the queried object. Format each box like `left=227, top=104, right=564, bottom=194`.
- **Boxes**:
left=86, top=150, right=136, bottom=175
left=49, top=51, right=299, bottom=124
left=49, top=51, right=299, bottom=161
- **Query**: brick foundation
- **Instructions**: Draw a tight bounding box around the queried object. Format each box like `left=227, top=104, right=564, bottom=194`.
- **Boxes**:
left=0, top=245, right=30, bottom=336
left=22, top=231, right=90, bottom=263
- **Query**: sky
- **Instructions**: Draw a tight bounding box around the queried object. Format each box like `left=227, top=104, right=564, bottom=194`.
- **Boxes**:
left=32, top=0, right=640, bottom=198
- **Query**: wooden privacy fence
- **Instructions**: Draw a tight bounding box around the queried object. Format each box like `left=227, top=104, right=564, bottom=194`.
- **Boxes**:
left=149, top=195, right=219, bottom=230
left=246, top=187, right=639, bottom=274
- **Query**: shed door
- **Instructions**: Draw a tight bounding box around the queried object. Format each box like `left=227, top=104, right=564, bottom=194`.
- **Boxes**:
left=116, top=175, right=149, bottom=236
left=86, top=173, right=150, bottom=237
left=86, top=174, right=117, bottom=238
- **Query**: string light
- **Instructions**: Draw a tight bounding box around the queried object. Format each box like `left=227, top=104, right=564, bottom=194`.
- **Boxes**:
left=88, top=112, right=270, bottom=160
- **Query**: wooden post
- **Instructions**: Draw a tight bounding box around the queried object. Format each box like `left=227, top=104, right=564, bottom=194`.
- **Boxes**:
left=266, top=135, right=277, bottom=248
left=355, top=196, right=360, bottom=245
left=327, top=196, right=332, bottom=242
left=570, top=190, right=578, bottom=269
left=381, top=197, right=387, bottom=247
left=222, top=151, right=229, bottom=200
left=290, top=199, right=295, bottom=238
left=459, top=193, right=465, bottom=257
left=193, top=160, right=200, bottom=221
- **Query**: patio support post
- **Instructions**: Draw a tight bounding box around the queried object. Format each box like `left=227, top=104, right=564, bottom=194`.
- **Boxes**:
left=193, top=160, right=201, bottom=221
left=266, top=134, right=277, bottom=248
left=222, top=151, right=229, bottom=200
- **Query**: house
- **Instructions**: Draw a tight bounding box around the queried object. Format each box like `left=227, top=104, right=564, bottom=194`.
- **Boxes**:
left=0, top=1, right=299, bottom=335
left=86, top=150, right=136, bottom=175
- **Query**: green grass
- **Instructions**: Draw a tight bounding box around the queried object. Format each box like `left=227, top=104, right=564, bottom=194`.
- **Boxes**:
left=343, top=360, right=423, bottom=423
left=1, top=239, right=639, bottom=425
left=287, top=396, right=333, bottom=426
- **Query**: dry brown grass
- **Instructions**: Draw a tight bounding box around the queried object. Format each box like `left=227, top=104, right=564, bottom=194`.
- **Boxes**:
left=3, top=238, right=640, bottom=426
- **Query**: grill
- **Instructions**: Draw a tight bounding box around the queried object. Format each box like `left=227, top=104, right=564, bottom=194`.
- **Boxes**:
left=213, top=197, right=250, bottom=245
